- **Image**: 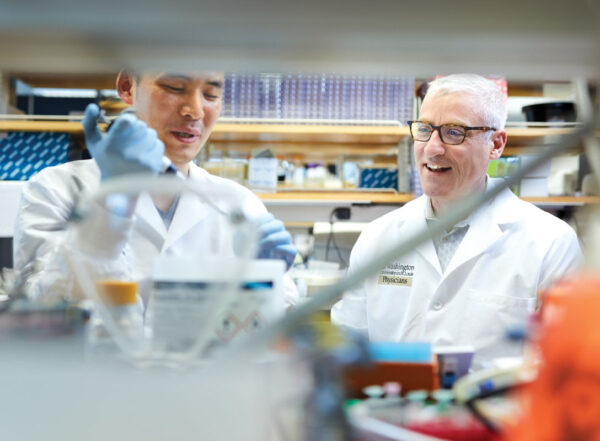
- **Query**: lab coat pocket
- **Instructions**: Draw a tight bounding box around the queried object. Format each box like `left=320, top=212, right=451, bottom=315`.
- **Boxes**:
left=460, top=290, right=536, bottom=346
left=369, top=285, right=414, bottom=340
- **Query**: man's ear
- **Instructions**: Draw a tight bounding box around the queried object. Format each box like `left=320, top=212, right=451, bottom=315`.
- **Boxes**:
left=116, top=71, right=136, bottom=105
left=489, top=130, right=507, bottom=160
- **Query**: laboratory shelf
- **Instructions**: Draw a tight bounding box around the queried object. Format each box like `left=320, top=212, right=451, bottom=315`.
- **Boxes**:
left=0, top=119, right=407, bottom=139
left=0, top=119, right=591, bottom=151
left=256, top=191, right=599, bottom=224
left=211, top=123, right=410, bottom=144
left=0, top=120, right=86, bottom=134
left=256, top=190, right=414, bottom=205
left=521, top=196, right=600, bottom=206
left=0, top=119, right=596, bottom=209
left=502, top=127, right=585, bottom=156
left=257, top=191, right=599, bottom=207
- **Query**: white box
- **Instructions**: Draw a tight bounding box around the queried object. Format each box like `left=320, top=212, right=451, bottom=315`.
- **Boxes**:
left=520, top=155, right=551, bottom=178
left=520, top=177, right=549, bottom=197
left=248, top=157, right=277, bottom=191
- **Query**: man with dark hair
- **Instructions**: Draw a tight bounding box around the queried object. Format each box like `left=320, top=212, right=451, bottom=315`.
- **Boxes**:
left=14, top=71, right=298, bottom=306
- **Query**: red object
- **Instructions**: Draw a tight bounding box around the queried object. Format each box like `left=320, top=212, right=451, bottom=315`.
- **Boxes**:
left=510, top=275, right=600, bottom=441
left=405, top=418, right=502, bottom=441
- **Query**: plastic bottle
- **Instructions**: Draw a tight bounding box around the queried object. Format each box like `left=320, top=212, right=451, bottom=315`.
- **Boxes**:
left=291, top=157, right=305, bottom=187
left=85, top=280, right=144, bottom=361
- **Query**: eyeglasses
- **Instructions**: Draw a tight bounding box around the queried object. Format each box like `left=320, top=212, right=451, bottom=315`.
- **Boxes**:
left=408, top=121, right=496, bottom=145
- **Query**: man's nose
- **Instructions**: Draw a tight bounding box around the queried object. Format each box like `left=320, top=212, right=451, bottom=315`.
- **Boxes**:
left=423, top=129, right=446, bottom=156
left=181, top=91, right=205, bottom=120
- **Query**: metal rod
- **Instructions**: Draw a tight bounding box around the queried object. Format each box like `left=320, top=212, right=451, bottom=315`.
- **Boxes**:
left=575, top=79, right=600, bottom=188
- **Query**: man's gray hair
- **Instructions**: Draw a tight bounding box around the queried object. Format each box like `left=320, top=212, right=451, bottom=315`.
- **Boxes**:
left=425, top=74, right=507, bottom=130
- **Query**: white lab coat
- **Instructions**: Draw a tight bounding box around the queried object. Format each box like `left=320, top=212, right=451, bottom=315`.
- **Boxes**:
left=331, top=178, right=582, bottom=368
left=13, top=159, right=298, bottom=307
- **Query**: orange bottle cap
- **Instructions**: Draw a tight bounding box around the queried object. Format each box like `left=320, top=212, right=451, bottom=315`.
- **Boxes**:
left=96, top=279, right=138, bottom=305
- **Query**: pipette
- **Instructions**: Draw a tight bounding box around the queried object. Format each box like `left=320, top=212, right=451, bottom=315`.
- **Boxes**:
left=98, top=107, right=184, bottom=179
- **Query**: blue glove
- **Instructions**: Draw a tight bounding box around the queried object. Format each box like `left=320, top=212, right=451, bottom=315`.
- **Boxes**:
left=82, top=103, right=165, bottom=181
left=256, top=213, right=297, bottom=270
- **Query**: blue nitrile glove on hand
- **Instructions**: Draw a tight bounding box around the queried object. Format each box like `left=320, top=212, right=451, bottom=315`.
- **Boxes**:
left=256, top=213, right=297, bottom=270
left=82, top=103, right=165, bottom=181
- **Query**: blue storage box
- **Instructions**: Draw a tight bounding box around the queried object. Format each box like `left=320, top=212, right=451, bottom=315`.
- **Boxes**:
left=358, top=166, right=398, bottom=190
left=0, top=132, right=70, bottom=180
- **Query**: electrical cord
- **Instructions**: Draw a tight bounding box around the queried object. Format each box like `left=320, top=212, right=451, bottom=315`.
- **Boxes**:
left=325, top=209, right=348, bottom=267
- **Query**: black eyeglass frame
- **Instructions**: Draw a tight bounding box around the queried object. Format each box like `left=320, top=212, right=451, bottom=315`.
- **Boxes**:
left=407, top=120, right=497, bottom=145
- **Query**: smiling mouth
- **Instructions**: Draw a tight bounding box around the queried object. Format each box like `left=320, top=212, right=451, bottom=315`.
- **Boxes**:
left=425, top=163, right=451, bottom=173
left=172, top=131, right=197, bottom=138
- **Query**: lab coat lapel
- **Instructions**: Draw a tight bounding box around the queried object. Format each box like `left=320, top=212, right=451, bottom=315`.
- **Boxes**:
left=444, top=181, right=516, bottom=276
left=162, top=187, right=208, bottom=251
left=135, top=192, right=168, bottom=244
left=403, top=197, right=442, bottom=275
left=445, top=207, right=503, bottom=275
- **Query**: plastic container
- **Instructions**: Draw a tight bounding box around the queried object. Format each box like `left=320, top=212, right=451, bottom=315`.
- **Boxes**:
left=521, top=102, right=576, bottom=123
left=85, top=280, right=144, bottom=360
left=145, top=256, right=285, bottom=363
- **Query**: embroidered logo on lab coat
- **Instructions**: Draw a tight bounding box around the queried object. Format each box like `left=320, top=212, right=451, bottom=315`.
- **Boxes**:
left=378, top=263, right=414, bottom=286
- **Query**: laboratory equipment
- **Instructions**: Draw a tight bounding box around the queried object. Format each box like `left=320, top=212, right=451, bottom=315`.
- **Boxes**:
left=66, top=173, right=262, bottom=367
left=348, top=387, right=502, bottom=441
left=96, top=105, right=184, bottom=178
left=83, top=104, right=165, bottom=180
left=85, top=279, right=145, bottom=360
left=147, top=255, right=285, bottom=362
left=435, top=346, right=475, bottom=389
left=343, top=342, right=440, bottom=399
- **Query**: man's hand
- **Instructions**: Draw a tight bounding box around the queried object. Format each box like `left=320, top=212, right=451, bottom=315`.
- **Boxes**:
left=256, top=213, right=297, bottom=270
left=82, top=104, right=165, bottom=181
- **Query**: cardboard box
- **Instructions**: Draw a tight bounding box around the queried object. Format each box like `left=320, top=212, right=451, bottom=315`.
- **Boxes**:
left=343, top=360, right=440, bottom=398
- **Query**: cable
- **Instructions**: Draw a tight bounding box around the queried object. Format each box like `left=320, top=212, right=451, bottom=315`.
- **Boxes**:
left=325, top=209, right=348, bottom=267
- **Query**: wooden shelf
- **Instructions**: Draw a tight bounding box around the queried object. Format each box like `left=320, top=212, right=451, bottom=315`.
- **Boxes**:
left=209, top=124, right=408, bottom=158
left=0, top=120, right=592, bottom=159
left=257, top=191, right=599, bottom=206
left=0, top=120, right=86, bottom=134
left=503, top=127, right=584, bottom=155
left=256, top=191, right=414, bottom=204
left=0, top=120, right=587, bottom=144
left=506, top=127, right=575, bottom=141
left=210, top=143, right=399, bottom=158
left=521, top=196, right=599, bottom=206
left=210, top=124, right=410, bottom=144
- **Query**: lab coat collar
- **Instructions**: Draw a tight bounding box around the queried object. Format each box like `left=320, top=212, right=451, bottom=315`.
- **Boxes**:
left=424, top=177, right=491, bottom=229
left=132, top=163, right=211, bottom=249
left=403, top=196, right=443, bottom=275
left=444, top=177, right=521, bottom=275
left=162, top=163, right=210, bottom=251
left=415, top=177, right=521, bottom=277
left=486, top=177, right=523, bottom=225
left=135, top=191, right=168, bottom=241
